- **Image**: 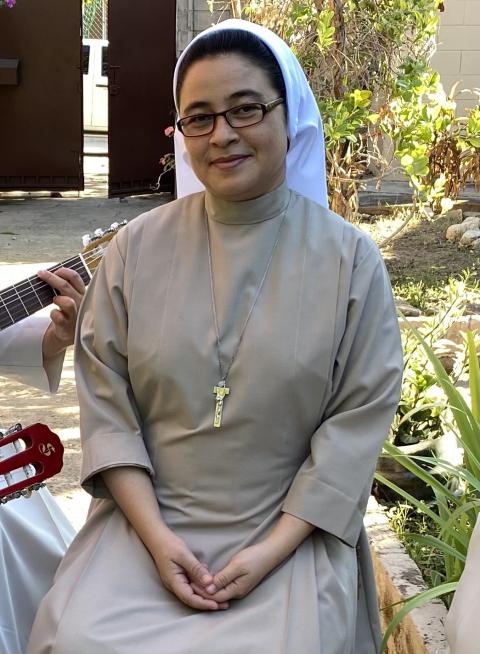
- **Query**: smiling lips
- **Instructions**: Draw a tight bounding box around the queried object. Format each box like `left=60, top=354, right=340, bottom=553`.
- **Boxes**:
left=210, top=154, right=249, bottom=170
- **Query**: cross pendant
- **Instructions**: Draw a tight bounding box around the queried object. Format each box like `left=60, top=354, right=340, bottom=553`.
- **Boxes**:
left=213, top=380, right=230, bottom=428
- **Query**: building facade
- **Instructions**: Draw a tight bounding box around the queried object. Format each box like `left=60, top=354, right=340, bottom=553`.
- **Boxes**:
left=432, top=0, right=480, bottom=114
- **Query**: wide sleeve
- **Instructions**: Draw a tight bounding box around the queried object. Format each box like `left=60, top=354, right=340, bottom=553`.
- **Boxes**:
left=282, top=245, right=403, bottom=547
left=75, top=231, right=154, bottom=498
left=0, top=316, right=64, bottom=393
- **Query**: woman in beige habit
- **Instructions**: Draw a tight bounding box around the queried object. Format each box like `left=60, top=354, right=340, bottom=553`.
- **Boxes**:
left=28, top=20, right=403, bottom=654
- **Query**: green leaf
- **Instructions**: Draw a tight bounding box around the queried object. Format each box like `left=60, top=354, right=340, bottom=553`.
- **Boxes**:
left=402, top=533, right=466, bottom=563
left=374, top=471, right=448, bottom=527
left=380, top=582, right=458, bottom=653
left=382, top=443, right=460, bottom=505
left=401, top=153, right=414, bottom=166
left=468, top=331, right=480, bottom=423
left=440, top=197, right=454, bottom=213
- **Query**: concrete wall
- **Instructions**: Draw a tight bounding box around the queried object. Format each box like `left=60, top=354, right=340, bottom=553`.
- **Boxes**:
left=366, top=498, right=450, bottom=654
left=431, top=1, right=480, bottom=115
left=176, top=0, right=228, bottom=55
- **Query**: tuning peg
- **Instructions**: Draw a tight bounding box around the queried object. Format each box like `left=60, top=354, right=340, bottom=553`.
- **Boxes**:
left=82, top=234, right=92, bottom=247
left=110, top=222, right=119, bottom=231
left=94, top=228, right=104, bottom=238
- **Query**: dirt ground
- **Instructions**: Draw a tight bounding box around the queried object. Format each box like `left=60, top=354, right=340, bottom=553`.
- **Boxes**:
left=364, top=207, right=480, bottom=289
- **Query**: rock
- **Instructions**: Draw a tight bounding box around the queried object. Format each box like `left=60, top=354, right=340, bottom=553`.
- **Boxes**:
left=445, top=223, right=466, bottom=241
left=471, top=238, right=480, bottom=251
left=438, top=354, right=455, bottom=374
left=462, top=216, right=480, bottom=229
left=446, top=214, right=480, bottom=241
left=357, top=213, right=375, bottom=222
left=459, top=228, right=480, bottom=247
left=464, top=212, right=480, bottom=219
left=466, top=302, right=480, bottom=314
left=443, top=208, right=463, bottom=222
left=395, top=299, right=421, bottom=317
left=446, top=316, right=480, bottom=343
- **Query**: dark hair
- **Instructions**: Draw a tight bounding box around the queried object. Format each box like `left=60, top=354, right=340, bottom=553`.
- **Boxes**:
left=176, top=28, right=287, bottom=108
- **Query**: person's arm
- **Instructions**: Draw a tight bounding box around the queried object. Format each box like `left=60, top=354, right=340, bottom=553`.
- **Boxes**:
left=102, top=467, right=228, bottom=611
left=204, top=244, right=403, bottom=603
left=0, top=267, right=85, bottom=392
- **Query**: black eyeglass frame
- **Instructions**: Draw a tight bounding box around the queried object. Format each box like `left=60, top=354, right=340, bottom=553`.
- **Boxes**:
left=176, top=98, right=285, bottom=137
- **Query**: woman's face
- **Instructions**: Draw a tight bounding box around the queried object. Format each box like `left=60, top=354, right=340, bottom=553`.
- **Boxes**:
left=178, top=53, right=288, bottom=202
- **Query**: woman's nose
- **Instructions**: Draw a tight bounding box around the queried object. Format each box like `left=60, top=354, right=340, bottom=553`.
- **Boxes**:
left=209, top=115, right=239, bottom=145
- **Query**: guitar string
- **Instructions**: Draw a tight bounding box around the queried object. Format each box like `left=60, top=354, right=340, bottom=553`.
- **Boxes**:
left=0, top=249, right=100, bottom=298
left=0, top=250, right=103, bottom=317
left=0, top=226, right=124, bottom=310
left=0, top=263, right=92, bottom=326
left=0, top=258, right=99, bottom=327
left=0, top=258, right=93, bottom=320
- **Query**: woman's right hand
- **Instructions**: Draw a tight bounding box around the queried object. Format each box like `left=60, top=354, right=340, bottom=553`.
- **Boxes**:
left=101, top=467, right=226, bottom=611
left=152, top=530, right=229, bottom=611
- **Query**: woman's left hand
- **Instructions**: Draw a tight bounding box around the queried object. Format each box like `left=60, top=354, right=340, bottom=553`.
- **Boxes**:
left=192, top=513, right=315, bottom=603
left=39, top=267, right=86, bottom=359
left=192, top=542, right=278, bottom=603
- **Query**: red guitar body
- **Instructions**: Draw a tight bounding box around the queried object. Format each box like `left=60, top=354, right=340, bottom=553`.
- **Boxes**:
left=0, top=423, right=64, bottom=502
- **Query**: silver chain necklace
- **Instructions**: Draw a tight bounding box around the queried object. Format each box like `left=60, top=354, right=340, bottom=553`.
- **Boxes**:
left=205, top=207, right=287, bottom=428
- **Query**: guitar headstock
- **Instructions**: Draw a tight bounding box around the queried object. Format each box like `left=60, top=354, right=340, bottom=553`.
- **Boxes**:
left=81, top=220, right=127, bottom=277
left=0, top=423, right=64, bottom=503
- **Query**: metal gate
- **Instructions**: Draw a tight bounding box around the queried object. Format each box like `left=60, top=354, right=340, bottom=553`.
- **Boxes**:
left=108, top=0, right=177, bottom=197
left=0, top=0, right=83, bottom=192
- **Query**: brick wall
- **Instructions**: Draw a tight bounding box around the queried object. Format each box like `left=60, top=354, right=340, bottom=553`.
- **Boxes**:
left=431, top=0, right=480, bottom=114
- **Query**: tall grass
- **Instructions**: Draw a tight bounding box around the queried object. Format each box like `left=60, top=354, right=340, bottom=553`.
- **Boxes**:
left=376, top=328, right=480, bottom=652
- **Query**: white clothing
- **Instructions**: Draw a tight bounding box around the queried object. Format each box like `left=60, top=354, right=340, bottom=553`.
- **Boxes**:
left=0, top=317, right=75, bottom=654
left=446, top=515, right=480, bottom=653
left=173, top=18, right=329, bottom=208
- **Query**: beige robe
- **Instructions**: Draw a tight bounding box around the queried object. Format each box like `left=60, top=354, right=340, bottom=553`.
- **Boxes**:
left=28, top=184, right=402, bottom=654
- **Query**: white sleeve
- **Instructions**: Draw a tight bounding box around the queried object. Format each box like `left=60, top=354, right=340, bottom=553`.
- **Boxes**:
left=0, top=317, right=65, bottom=393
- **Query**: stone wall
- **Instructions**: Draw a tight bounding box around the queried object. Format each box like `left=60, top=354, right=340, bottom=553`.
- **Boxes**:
left=431, top=0, right=480, bottom=115
left=176, top=0, right=229, bottom=55
left=366, top=498, right=450, bottom=653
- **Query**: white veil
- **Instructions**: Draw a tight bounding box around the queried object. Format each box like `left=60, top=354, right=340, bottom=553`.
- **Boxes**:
left=173, top=18, right=328, bottom=208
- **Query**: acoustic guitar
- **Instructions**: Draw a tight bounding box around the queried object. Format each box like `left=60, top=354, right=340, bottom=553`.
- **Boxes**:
left=0, top=221, right=126, bottom=332
left=0, top=423, right=63, bottom=503
left=0, top=221, right=126, bottom=502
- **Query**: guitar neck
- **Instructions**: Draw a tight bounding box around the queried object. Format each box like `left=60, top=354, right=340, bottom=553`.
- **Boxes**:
left=0, top=255, right=91, bottom=332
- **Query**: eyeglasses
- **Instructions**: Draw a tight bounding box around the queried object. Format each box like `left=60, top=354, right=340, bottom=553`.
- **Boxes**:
left=176, top=98, right=285, bottom=137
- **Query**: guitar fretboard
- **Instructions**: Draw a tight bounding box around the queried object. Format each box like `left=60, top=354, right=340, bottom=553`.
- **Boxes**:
left=0, top=256, right=91, bottom=332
